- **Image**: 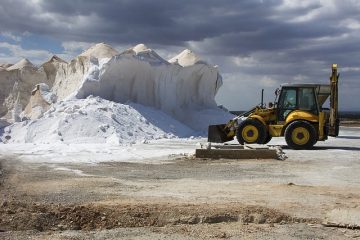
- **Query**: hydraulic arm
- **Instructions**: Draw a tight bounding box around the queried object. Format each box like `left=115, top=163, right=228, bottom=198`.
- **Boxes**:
left=329, top=64, right=340, bottom=137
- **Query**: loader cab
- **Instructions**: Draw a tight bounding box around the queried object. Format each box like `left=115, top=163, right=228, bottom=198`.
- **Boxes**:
left=277, top=84, right=319, bottom=122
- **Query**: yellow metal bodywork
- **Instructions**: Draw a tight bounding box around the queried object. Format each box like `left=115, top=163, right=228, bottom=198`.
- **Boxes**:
left=224, top=119, right=237, bottom=138
left=241, top=125, right=259, bottom=143
left=318, top=112, right=326, bottom=140
left=208, top=64, right=337, bottom=147
left=223, top=108, right=327, bottom=141
left=291, top=126, right=310, bottom=145
left=329, top=64, right=339, bottom=137
left=268, top=125, right=283, bottom=137
left=286, top=110, right=318, bottom=124
left=250, top=107, right=277, bottom=124
left=248, top=109, right=325, bottom=139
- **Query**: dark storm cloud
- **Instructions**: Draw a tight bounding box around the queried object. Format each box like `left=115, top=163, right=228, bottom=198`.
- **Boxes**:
left=0, top=0, right=357, bottom=53
left=1, top=0, right=359, bottom=110
left=0, top=0, right=284, bottom=45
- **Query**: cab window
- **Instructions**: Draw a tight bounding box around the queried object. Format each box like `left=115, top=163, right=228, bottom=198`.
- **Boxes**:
left=279, top=88, right=296, bottom=109
left=278, top=87, right=318, bottom=121
left=278, top=88, right=296, bottom=121
left=298, top=88, right=317, bottom=113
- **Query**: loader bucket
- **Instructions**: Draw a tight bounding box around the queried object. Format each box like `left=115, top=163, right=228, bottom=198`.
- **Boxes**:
left=208, top=124, right=234, bottom=143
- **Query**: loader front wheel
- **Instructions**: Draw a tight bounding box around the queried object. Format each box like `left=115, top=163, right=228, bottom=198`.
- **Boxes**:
left=237, top=119, right=267, bottom=145
left=285, top=121, right=317, bottom=150
left=263, top=134, right=272, bottom=144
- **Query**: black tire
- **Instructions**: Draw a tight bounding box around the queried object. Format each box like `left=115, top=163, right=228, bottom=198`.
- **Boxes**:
left=263, top=134, right=272, bottom=144
left=285, top=121, right=317, bottom=150
left=236, top=119, right=267, bottom=145
left=335, top=119, right=340, bottom=137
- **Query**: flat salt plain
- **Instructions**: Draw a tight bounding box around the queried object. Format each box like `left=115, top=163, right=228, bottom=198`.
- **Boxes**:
left=0, top=127, right=359, bottom=239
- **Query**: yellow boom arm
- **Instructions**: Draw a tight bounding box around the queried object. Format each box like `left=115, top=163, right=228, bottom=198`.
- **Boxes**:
left=329, top=64, right=340, bottom=137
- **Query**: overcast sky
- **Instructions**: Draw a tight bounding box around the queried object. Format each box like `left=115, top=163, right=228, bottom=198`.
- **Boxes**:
left=0, top=0, right=359, bottom=111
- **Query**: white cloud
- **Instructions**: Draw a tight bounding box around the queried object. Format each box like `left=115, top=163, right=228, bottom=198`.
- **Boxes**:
left=1, top=32, right=22, bottom=42
left=275, top=0, right=337, bottom=23
left=340, top=18, right=360, bottom=30
left=58, top=41, right=95, bottom=61
left=215, top=73, right=280, bottom=110
left=0, top=41, right=52, bottom=64
left=260, top=76, right=277, bottom=87
left=293, top=74, right=309, bottom=82
left=342, top=66, right=360, bottom=72
left=277, top=0, right=320, bottom=11
left=62, top=41, right=95, bottom=53
left=232, top=56, right=258, bottom=67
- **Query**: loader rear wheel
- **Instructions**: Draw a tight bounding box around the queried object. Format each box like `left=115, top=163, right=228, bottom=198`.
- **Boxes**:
left=237, top=119, right=267, bottom=145
left=285, top=121, right=317, bottom=150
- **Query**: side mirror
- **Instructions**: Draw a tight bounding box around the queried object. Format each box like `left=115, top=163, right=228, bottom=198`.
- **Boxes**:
left=275, top=88, right=280, bottom=96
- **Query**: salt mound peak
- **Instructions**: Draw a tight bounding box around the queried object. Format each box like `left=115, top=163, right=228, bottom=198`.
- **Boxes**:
left=169, top=49, right=202, bottom=67
left=7, top=58, right=35, bottom=70
left=122, top=43, right=168, bottom=64
left=0, top=63, right=13, bottom=69
left=47, top=55, right=67, bottom=64
left=79, top=42, right=119, bottom=59
left=132, top=43, right=149, bottom=54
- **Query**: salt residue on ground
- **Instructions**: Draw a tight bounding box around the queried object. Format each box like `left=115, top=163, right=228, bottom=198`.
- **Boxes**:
left=2, top=96, right=195, bottom=144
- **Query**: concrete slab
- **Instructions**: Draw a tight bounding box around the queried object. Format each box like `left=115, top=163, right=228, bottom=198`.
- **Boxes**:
left=195, top=148, right=278, bottom=159
left=211, top=144, right=245, bottom=150
left=323, top=208, right=360, bottom=229
left=244, top=144, right=273, bottom=149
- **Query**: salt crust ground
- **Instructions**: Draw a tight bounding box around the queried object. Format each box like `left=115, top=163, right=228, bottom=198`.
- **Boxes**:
left=0, top=127, right=359, bottom=239
left=0, top=127, right=359, bottom=166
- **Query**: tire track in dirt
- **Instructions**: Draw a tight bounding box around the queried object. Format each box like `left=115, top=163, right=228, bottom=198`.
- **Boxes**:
left=0, top=200, right=319, bottom=232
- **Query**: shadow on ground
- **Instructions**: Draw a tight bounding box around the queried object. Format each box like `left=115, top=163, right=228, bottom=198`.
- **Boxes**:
left=336, top=135, right=360, bottom=140
left=278, top=145, right=360, bottom=151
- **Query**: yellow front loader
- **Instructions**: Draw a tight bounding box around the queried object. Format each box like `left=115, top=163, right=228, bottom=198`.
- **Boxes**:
left=208, top=64, right=340, bottom=150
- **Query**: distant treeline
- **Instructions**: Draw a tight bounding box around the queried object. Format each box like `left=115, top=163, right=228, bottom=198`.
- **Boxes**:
left=339, top=111, right=360, bottom=119
left=230, top=111, right=360, bottom=119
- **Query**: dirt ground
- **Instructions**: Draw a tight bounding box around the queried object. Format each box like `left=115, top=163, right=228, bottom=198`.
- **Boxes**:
left=1, top=126, right=360, bottom=239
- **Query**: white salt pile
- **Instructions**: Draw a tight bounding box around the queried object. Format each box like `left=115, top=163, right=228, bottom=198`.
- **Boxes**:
left=0, top=43, right=234, bottom=144
left=75, top=44, right=230, bottom=130
left=3, top=96, right=194, bottom=144
left=0, top=57, right=60, bottom=119
left=52, top=43, right=118, bottom=100
left=22, top=83, right=57, bottom=120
